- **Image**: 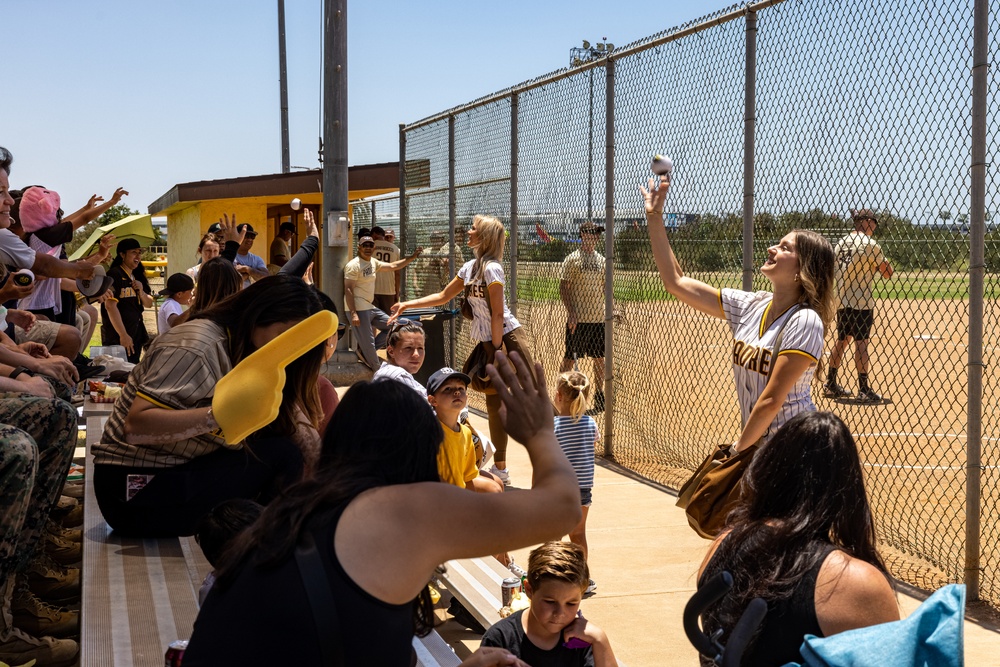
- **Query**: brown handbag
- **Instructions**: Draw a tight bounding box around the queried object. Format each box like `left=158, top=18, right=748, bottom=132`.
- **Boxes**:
left=675, top=304, right=802, bottom=539
left=462, top=340, right=497, bottom=394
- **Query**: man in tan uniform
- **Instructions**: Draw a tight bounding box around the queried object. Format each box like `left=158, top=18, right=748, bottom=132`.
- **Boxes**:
left=824, top=209, right=893, bottom=403
left=560, top=222, right=607, bottom=413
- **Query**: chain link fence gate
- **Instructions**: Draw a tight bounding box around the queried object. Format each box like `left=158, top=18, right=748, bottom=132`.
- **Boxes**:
left=381, top=0, right=999, bottom=608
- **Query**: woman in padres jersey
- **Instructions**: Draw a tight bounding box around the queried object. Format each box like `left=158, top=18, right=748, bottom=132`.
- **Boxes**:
left=391, top=214, right=533, bottom=485
left=641, top=175, right=836, bottom=451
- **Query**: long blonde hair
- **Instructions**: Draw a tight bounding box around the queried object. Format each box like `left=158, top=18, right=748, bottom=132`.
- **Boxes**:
left=470, top=214, right=506, bottom=283
left=556, top=370, right=591, bottom=422
left=792, top=229, right=836, bottom=332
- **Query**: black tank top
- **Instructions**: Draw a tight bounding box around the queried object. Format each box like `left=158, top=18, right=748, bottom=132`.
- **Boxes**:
left=697, top=537, right=837, bottom=666
left=183, top=503, right=416, bottom=665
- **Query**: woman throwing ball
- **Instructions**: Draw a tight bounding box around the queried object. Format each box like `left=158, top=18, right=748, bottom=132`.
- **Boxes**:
left=641, top=175, right=836, bottom=451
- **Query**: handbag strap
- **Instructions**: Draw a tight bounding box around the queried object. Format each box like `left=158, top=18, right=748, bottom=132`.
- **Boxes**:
left=763, top=302, right=803, bottom=389
left=295, top=524, right=346, bottom=666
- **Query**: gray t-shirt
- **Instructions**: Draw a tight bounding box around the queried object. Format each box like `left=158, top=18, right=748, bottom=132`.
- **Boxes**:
left=0, top=228, right=36, bottom=269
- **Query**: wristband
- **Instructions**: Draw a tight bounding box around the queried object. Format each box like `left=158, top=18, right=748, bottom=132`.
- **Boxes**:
left=9, top=366, right=31, bottom=380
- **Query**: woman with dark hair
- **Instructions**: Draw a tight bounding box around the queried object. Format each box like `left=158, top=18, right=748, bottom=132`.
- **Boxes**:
left=372, top=320, right=428, bottom=396
left=642, top=175, right=837, bottom=452
left=93, top=274, right=326, bottom=537
left=183, top=351, right=579, bottom=665
left=100, top=237, right=153, bottom=363
left=696, top=411, right=899, bottom=665
left=173, top=256, right=242, bottom=327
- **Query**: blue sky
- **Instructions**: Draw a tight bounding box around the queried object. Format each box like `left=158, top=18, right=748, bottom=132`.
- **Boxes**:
left=3, top=1, right=734, bottom=216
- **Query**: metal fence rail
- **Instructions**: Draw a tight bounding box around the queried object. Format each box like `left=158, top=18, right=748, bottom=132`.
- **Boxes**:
left=354, top=0, right=999, bottom=607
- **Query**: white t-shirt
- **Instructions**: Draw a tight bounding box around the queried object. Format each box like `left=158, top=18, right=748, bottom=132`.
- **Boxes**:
left=17, top=234, right=62, bottom=312
left=344, top=256, right=385, bottom=312
left=720, top=289, right=824, bottom=444
left=560, top=248, right=606, bottom=323
left=372, top=241, right=400, bottom=295
left=834, top=231, right=886, bottom=310
left=457, top=259, right=521, bottom=343
left=157, top=298, right=185, bottom=334
left=0, top=229, right=36, bottom=269
left=373, top=362, right=427, bottom=398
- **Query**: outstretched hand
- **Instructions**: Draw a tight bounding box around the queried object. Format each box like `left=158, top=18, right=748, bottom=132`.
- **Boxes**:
left=387, top=302, right=406, bottom=324
left=485, top=350, right=553, bottom=447
left=303, top=208, right=319, bottom=238
left=218, top=213, right=246, bottom=245
left=639, top=174, right=670, bottom=216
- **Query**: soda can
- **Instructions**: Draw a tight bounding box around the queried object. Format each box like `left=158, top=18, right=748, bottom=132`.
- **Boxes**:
left=165, top=639, right=188, bottom=666
left=501, top=577, right=520, bottom=607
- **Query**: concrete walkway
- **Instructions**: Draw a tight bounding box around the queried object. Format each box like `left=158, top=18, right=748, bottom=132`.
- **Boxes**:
left=434, top=412, right=1000, bottom=666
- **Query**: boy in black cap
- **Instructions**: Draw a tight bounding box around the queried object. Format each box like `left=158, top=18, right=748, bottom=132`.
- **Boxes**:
left=157, top=273, right=194, bottom=334
left=426, top=367, right=503, bottom=493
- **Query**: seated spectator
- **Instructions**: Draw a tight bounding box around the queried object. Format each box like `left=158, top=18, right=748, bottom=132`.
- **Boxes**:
left=481, top=541, right=617, bottom=666
left=92, top=274, right=326, bottom=537
left=0, top=146, right=80, bottom=664
left=194, top=499, right=263, bottom=605
left=696, top=411, right=899, bottom=666
left=99, top=238, right=153, bottom=364
left=372, top=320, right=427, bottom=397
left=186, top=234, right=220, bottom=282
left=157, top=273, right=194, bottom=334
left=182, top=352, right=580, bottom=665
left=425, top=367, right=502, bottom=493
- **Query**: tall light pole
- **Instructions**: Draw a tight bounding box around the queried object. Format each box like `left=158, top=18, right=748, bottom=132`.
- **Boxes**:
left=278, top=0, right=290, bottom=173
left=570, top=39, right=613, bottom=222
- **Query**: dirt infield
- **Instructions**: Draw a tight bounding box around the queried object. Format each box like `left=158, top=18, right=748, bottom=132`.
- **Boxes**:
left=464, top=275, right=1000, bottom=606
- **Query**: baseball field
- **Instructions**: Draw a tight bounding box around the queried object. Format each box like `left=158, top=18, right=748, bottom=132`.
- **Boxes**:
left=463, top=264, right=1000, bottom=606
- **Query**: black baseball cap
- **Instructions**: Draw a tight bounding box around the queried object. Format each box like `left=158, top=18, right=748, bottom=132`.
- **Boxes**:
left=158, top=272, right=195, bottom=297
left=237, top=223, right=257, bottom=237
left=426, top=367, right=471, bottom=395
left=207, top=222, right=222, bottom=235
left=279, top=222, right=296, bottom=233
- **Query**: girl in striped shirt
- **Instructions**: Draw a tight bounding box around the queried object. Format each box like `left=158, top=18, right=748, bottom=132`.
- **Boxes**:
left=553, top=370, right=600, bottom=595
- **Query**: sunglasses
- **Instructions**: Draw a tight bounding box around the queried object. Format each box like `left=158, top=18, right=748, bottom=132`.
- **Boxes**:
left=360, top=243, right=375, bottom=249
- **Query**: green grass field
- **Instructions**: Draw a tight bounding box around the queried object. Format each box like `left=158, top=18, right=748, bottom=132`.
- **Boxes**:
left=516, top=270, right=1000, bottom=303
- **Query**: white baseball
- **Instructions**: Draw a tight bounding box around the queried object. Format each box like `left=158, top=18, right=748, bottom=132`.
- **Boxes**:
left=290, top=198, right=302, bottom=211
left=651, top=154, right=674, bottom=176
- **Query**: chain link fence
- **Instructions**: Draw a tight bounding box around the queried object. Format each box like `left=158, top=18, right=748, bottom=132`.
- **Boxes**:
left=370, top=0, right=1000, bottom=608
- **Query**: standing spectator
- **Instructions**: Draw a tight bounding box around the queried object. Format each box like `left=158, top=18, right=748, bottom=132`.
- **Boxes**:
left=232, top=224, right=268, bottom=288
left=560, top=221, right=607, bottom=413
left=269, top=222, right=295, bottom=269
left=100, top=238, right=153, bottom=364
left=186, top=234, right=220, bottom=282
left=157, top=273, right=194, bottom=334
left=344, top=235, right=421, bottom=371
left=824, top=209, right=894, bottom=403
left=370, top=226, right=400, bottom=313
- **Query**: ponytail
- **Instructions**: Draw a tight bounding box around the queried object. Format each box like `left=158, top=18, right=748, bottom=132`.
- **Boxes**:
left=556, top=371, right=592, bottom=422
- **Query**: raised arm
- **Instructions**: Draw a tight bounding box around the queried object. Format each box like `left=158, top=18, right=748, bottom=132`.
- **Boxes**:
left=388, top=275, right=464, bottom=322
left=377, top=247, right=423, bottom=273
left=641, top=175, right=725, bottom=319
left=338, top=351, right=581, bottom=603
left=63, top=187, right=128, bottom=229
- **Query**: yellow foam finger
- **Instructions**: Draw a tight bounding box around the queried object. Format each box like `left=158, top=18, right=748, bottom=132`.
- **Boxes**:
left=212, top=310, right=337, bottom=444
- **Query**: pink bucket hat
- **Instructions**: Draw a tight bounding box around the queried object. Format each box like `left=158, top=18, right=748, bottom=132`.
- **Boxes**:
left=19, top=187, right=61, bottom=232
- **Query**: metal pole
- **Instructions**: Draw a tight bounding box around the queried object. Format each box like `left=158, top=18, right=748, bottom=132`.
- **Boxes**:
left=278, top=0, right=290, bottom=173
left=588, top=70, right=594, bottom=222
left=742, top=9, right=757, bottom=292
left=448, top=114, right=457, bottom=367
left=509, top=94, right=519, bottom=317
left=321, top=0, right=348, bottom=329
left=399, top=124, right=408, bottom=299
left=603, top=57, right=615, bottom=460
left=965, top=0, right=988, bottom=602
left=371, top=200, right=376, bottom=227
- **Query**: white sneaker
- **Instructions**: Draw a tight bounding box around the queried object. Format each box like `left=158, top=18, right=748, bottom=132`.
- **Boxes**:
left=489, top=465, right=510, bottom=486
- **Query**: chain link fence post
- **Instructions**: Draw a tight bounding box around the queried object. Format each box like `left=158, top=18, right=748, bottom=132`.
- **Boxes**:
left=510, top=93, right=519, bottom=317
left=603, top=57, right=616, bottom=460
left=742, top=8, right=757, bottom=292
left=399, top=124, right=408, bottom=294
left=966, top=0, right=988, bottom=603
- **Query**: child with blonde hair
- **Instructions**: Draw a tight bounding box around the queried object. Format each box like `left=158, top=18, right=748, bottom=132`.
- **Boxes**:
left=553, top=370, right=600, bottom=595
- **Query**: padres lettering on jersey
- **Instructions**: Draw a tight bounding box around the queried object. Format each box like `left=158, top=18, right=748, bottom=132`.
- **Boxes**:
left=456, top=259, right=521, bottom=343
left=720, top=289, right=824, bottom=444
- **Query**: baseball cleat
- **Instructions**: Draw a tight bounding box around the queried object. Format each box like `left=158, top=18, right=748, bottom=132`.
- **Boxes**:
left=823, top=383, right=853, bottom=399
left=857, top=388, right=883, bottom=403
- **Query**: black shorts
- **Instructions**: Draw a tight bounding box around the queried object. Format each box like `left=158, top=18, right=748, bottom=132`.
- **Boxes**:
left=836, top=308, right=874, bottom=341
left=564, top=322, right=605, bottom=359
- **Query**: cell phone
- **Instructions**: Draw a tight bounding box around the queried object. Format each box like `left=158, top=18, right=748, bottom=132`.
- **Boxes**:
left=563, top=637, right=591, bottom=649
